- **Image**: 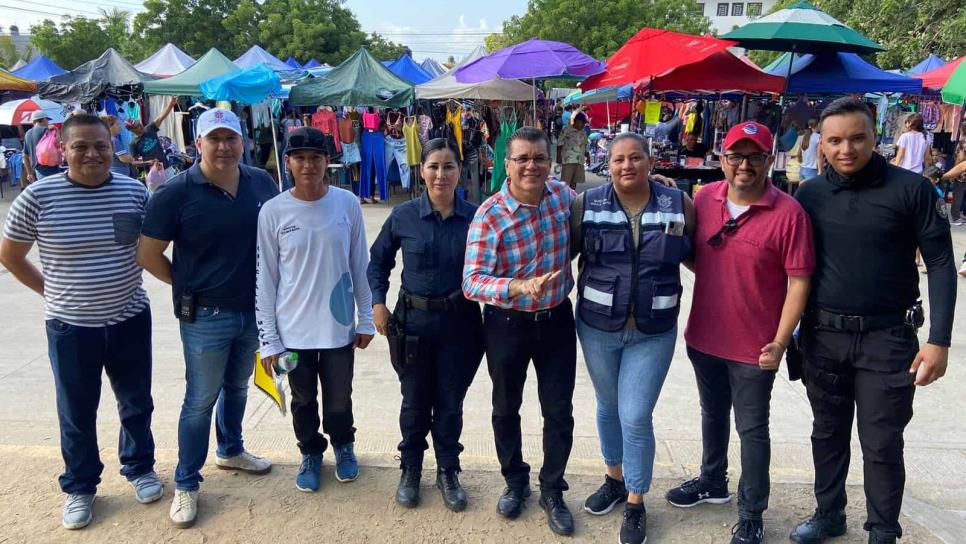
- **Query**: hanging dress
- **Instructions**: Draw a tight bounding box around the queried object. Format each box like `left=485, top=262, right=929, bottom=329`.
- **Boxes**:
left=445, top=104, right=464, bottom=160
left=490, top=116, right=518, bottom=192
left=403, top=117, right=422, bottom=166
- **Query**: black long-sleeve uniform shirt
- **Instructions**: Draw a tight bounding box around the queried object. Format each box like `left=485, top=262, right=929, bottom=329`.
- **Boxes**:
left=795, top=153, right=955, bottom=346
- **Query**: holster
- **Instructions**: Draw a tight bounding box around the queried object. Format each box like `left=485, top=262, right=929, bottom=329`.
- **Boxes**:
left=386, top=316, right=407, bottom=373
left=786, top=332, right=804, bottom=381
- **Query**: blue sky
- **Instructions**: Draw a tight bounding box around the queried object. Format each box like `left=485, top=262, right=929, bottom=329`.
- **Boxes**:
left=2, top=1, right=527, bottom=63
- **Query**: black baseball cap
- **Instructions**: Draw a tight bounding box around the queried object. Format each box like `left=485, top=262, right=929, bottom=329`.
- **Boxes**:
left=285, top=127, right=335, bottom=156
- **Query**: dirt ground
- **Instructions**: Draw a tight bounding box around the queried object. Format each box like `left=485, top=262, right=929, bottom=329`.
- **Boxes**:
left=0, top=446, right=940, bottom=544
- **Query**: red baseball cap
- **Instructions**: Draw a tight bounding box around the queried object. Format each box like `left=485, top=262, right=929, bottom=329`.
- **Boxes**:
left=723, top=121, right=773, bottom=153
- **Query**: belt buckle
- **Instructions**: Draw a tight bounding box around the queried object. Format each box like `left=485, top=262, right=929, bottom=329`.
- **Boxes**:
left=841, top=315, right=862, bottom=332
left=533, top=310, right=552, bottom=322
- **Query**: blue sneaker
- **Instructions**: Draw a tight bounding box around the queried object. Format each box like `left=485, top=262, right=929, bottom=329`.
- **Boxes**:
left=130, top=471, right=164, bottom=504
left=334, top=443, right=358, bottom=482
left=62, top=493, right=95, bottom=529
left=295, top=454, right=322, bottom=492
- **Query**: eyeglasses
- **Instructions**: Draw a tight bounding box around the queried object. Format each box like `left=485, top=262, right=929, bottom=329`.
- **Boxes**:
left=708, top=217, right=740, bottom=247
left=508, top=155, right=551, bottom=166
left=722, top=153, right=768, bottom=167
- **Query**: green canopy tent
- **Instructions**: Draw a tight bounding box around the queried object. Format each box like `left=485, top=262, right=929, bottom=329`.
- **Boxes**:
left=289, top=47, right=414, bottom=107
left=143, top=48, right=239, bottom=96
left=941, top=61, right=966, bottom=106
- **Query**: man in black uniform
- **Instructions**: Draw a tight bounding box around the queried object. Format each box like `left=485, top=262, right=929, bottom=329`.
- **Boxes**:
left=791, top=98, right=955, bottom=544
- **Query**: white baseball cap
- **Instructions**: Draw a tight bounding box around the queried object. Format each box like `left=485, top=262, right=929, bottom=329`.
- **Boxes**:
left=197, top=108, right=243, bottom=138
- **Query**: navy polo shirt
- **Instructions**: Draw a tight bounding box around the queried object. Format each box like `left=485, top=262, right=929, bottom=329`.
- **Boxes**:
left=367, top=191, right=478, bottom=305
left=141, top=163, right=279, bottom=314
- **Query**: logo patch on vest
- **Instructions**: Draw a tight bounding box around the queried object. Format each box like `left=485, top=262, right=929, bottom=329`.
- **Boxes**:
left=657, top=194, right=673, bottom=210
left=590, top=198, right=610, bottom=207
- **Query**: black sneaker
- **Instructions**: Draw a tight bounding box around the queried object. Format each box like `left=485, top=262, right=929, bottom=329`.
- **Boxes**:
left=619, top=502, right=647, bottom=544
left=790, top=509, right=847, bottom=543
left=584, top=474, right=628, bottom=515
left=731, top=518, right=764, bottom=544
left=869, top=534, right=896, bottom=544
left=665, top=477, right=730, bottom=508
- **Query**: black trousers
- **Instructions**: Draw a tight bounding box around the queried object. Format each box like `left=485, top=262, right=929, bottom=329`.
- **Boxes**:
left=484, top=300, right=577, bottom=494
left=688, top=347, right=776, bottom=520
left=396, top=302, right=484, bottom=471
left=287, top=344, right=355, bottom=455
left=800, top=320, right=917, bottom=539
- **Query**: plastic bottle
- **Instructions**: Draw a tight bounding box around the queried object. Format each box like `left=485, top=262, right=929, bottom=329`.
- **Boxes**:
left=273, top=351, right=299, bottom=375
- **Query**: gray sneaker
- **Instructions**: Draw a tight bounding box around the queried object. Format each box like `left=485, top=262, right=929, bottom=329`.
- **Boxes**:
left=215, top=450, right=272, bottom=475
left=130, top=471, right=164, bottom=504
left=169, top=489, right=198, bottom=529
left=62, top=493, right=95, bottom=530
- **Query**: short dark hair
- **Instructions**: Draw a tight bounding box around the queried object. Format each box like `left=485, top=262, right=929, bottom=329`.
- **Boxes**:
left=420, top=137, right=461, bottom=164
left=504, top=127, right=551, bottom=158
left=609, top=132, right=650, bottom=157
left=819, top=98, right=874, bottom=131
left=61, top=113, right=111, bottom=142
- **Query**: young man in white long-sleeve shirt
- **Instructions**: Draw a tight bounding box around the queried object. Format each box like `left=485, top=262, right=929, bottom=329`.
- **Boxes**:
left=256, top=127, right=375, bottom=492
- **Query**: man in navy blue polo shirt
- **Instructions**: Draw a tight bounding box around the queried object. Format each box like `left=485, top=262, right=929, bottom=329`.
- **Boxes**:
left=137, top=108, right=279, bottom=529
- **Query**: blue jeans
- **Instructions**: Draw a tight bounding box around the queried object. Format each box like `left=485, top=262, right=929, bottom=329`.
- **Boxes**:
left=175, top=307, right=258, bottom=491
left=577, top=316, right=676, bottom=494
left=46, top=308, right=155, bottom=495
left=800, top=167, right=819, bottom=180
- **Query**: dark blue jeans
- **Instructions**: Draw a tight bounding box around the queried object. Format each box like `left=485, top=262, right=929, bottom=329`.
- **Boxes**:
left=175, top=307, right=258, bottom=491
left=46, top=308, right=155, bottom=495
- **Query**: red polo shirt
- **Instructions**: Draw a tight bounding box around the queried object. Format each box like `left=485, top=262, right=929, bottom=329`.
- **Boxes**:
left=685, top=180, right=815, bottom=365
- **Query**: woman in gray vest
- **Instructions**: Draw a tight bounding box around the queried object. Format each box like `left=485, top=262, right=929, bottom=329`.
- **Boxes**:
left=571, top=132, right=695, bottom=544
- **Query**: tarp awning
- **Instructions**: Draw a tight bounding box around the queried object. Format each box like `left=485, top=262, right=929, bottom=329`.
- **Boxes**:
left=289, top=47, right=414, bottom=108
left=11, top=55, right=66, bottom=81
left=143, top=48, right=239, bottom=96
left=135, top=43, right=196, bottom=77
left=38, top=48, right=156, bottom=103
left=200, top=64, right=281, bottom=104
left=563, top=85, right=632, bottom=106
left=767, top=52, right=922, bottom=93
left=416, top=46, right=539, bottom=101
left=0, top=69, right=38, bottom=92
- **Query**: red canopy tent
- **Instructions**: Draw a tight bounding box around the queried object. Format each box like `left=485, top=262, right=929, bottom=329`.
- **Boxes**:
left=912, top=56, right=964, bottom=90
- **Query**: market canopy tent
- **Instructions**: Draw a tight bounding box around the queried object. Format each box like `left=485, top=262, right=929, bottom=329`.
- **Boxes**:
left=143, top=48, right=239, bottom=96
left=455, top=38, right=605, bottom=83
left=416, top=46, right=539, bottom=101
left=563, top=84, right=632, bottom=106
left=11, top=55, right=66, bottom=81
left=420, top=58, right=446, bottom=78
left=387, top=54, right=433, bottom=84
left=940, top=60, right=966, bottom=106
left=909, top=54, right=947, bottom=75
left=200, top=64, right=281, bottom=104
left=39, top=48, right=156, bottom=103
left=913, top=57, right=965, bottom=91
left=135, top=43, right=196, bottom=77
left=288, top=47, right=414, bottom=108
left=766, top=52, right=922, bottom=94
left=0, top=69, right=38, bottom=92
left=285, top=57, right=303, bottom=70
left=303, top=59, right=322, bottom=69
left=234, top=45, right=292, bottom=73
left=581, top=29, right=734, bottom=91
left=648, top=51, right=785, bottom=94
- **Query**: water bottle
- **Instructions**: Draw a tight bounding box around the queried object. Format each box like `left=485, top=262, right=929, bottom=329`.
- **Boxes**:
left=273, top=351, right=299, bottom=375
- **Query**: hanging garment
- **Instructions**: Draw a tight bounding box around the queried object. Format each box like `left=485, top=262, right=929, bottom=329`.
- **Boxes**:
left=385, top=136, right=411, bottom=188
left=403, top=117, right=422, bottom=166
left=490, top=117, right=517, bottom=192
left=385, top=111, right=404, bottom=139
left=417, top=114, right=433, bottom=145
left=311, top=109, right=342, bottom=152
left=362, top=112, right=380, bottom=131
left=361, top=130, right=388, bottom=200
left=445, top=104, right=464, bottom=160
left=338, top=117, right=356, bottom=144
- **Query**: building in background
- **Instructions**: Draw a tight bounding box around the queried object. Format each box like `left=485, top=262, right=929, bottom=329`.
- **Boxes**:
left=698, top=0, right=779, bottom=33
left=0, top=26, right=37, bottom=66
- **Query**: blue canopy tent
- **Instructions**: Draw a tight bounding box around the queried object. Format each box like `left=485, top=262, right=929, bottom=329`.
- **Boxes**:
left=303, top=58, right=322, bottom=69
left=387, top=55, right=433, bottom=85
left=420, top=58, right=446, bottom=78
left=12, top=55, right=67, bottom=81
left=563, top=84, right=633, bottom=106
left=284, top=56, right=303, bottom=70
left=200, top=64, right=282, bottom=104
left=909, top=54, right=946, bottom=75
left=766, top=52, right=922, bottom=94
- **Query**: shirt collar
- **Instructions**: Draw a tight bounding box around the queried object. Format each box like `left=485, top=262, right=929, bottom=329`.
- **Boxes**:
left=188, top=163, right=249, bottom=185
left=418, top=191, right=475, bottom=219
left=499, top=178, right=553, bottom=214
left=711, top=178, right=779, bottom=208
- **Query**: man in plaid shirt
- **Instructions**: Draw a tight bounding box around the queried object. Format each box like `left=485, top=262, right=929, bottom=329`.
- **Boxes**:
left=462, top=127, right=578, bottom=537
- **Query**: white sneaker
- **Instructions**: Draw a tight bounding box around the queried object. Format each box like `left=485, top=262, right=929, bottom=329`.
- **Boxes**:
left=959, top=262, right=966, bottom=277
left=215, top=450, right=272, bottom=475
left=62, top=493, right=95, bottom=530
left=169, top=489, right=198, bottom=529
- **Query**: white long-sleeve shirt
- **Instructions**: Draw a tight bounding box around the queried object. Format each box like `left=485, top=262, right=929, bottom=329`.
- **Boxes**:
left=256, top=187, right=374, bottom=357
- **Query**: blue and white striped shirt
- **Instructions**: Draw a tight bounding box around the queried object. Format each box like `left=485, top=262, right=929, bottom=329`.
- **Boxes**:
left=3, top=173, right=150, bottom=327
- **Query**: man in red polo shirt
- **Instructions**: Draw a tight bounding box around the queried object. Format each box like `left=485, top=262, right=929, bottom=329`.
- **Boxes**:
left=664, top=122, right=815, bottom=544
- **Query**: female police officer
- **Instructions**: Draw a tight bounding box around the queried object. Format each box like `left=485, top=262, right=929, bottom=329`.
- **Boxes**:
left=367, top=138, right=484, bottom=512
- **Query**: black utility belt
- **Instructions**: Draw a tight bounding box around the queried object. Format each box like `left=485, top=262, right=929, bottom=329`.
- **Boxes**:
left=810, top=303, right=923, bottom=333
left=487, top=301, right=569, bottom=322
left=400, top=290, right=470, bottom=312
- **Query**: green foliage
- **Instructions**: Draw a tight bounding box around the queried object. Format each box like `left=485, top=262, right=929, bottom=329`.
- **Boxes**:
left=491, top=0, right=711, bottom=60
left=29, top=17, right=121, bottom=70
left=759, top=0, right=966, bottom=69
left=0, top=36, right=23, bottom=69
left=364, top=33, right=409, bottom=61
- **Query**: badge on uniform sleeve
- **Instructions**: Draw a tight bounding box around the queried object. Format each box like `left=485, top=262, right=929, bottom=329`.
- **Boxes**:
left=936, top=198, right=949, bottom=219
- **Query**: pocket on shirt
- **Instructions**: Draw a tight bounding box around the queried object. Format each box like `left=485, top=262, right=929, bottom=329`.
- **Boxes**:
left=112, top=212, right=143, bottom=246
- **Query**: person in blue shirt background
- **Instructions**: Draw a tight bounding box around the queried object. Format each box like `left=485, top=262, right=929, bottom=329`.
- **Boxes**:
left=367, top=138, right=484, bottom=513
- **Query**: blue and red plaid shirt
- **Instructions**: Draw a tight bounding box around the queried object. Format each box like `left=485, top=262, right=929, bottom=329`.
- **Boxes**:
left=462, top=178, right=576, bottom=312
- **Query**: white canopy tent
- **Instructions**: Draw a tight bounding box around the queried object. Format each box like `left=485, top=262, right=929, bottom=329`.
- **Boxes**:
left=135, top=43, right=196, bottom=77
left=415, top=46, right=538, bottom=101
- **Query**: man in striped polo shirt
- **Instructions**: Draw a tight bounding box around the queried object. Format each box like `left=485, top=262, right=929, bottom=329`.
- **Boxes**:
left=0, top=113, right=161, bottom=530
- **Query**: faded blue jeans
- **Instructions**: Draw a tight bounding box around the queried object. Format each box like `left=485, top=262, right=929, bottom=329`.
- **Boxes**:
left=577, top=316, right=676, bottom=495
left=174, top=307, right=258, bottom=491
